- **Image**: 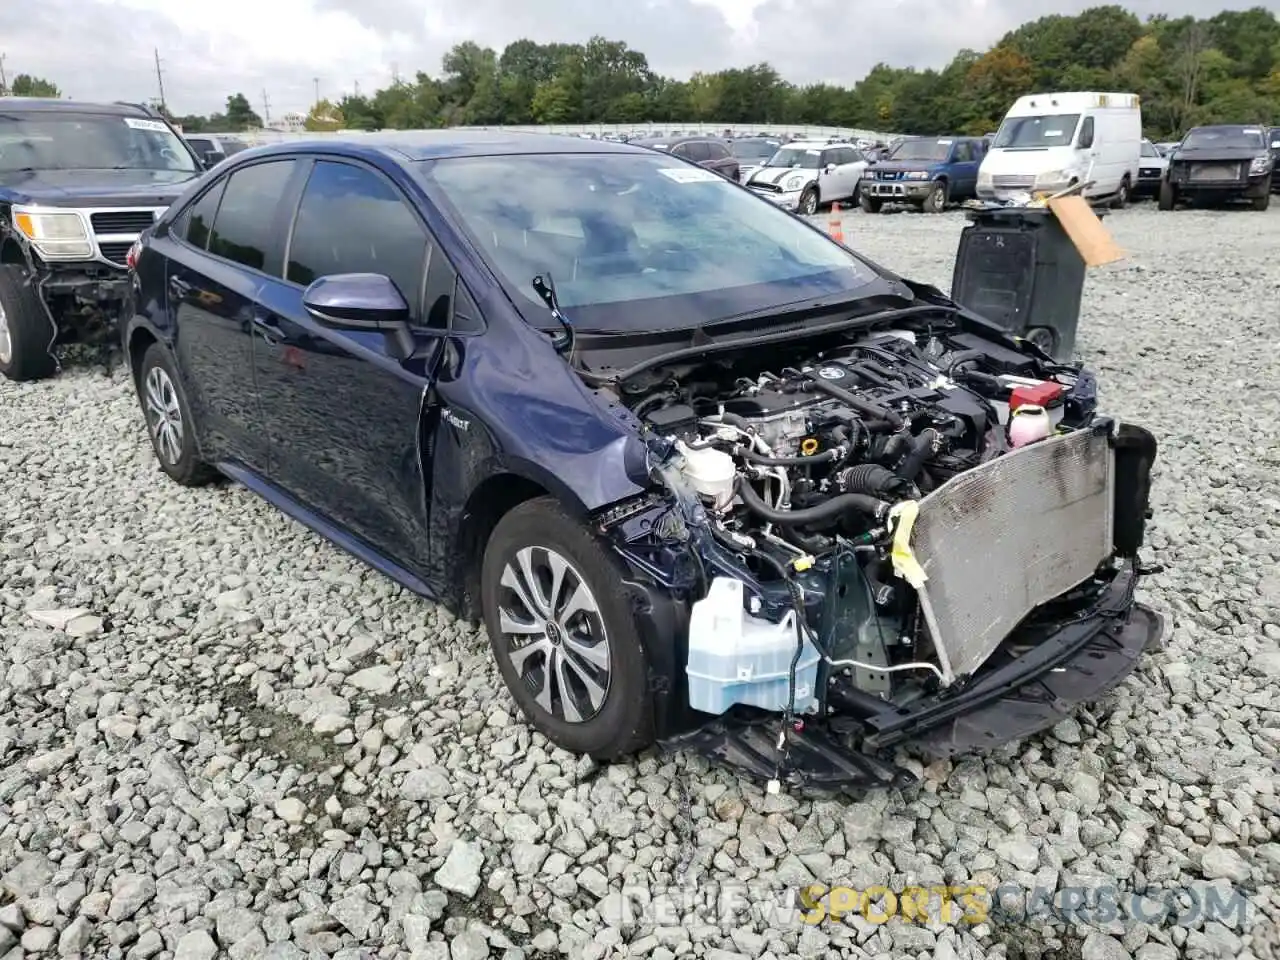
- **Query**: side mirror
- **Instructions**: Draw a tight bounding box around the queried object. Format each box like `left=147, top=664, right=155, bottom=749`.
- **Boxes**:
left=824, top=163, right=837, bottom=174
left=303, top=273, right=419, bottom=359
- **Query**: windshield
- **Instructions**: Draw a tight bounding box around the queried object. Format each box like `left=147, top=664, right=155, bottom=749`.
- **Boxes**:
left=764, top=146, right=822, bottom=169
left=424, top=152, right=879, bottom=332
left=0, top=112, right=197, bottom=174
left=1181, top=127, right=1265, bottom=151
left=731, top=140, right=780, bottom=161
left=888, top=139, right=952, bottom=162
left=992, top=114, right=1080, bottom=149
left=1140, top=140, right=1160, bottom=158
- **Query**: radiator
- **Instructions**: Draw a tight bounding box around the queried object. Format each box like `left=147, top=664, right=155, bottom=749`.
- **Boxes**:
left=910, top=425, right=1115, bottom=682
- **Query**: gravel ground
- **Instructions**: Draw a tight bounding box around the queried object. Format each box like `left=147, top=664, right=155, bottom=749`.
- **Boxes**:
left=1, top=200, right=1278, bottom=960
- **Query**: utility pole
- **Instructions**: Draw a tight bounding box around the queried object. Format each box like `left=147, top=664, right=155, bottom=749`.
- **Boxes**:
left=154, top=48, right=167, bottom=114
left=353, top=80, right=360, bottom=98
left=0, top=53, right=8, bottom=96
left=261, top=89, right=271, bottom=126
left=313, top=77, right=319, bottom=106
left=391, top=62, right=400, bottom=86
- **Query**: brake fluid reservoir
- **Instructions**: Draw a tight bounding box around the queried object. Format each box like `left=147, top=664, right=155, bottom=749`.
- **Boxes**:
left=675, top=441, right=735, bottom=510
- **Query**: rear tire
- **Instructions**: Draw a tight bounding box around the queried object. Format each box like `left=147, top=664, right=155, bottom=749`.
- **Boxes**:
left=0, top=264, right=57, bottom=382
left=1157, top=181, right=1176, bottom=211
left=481, top=496, right=654, bottom=760
left=136, top=342, right=219, bottom=486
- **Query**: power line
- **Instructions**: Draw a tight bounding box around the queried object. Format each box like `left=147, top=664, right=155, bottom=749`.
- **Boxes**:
left=153, top=48, right=167, bottom=114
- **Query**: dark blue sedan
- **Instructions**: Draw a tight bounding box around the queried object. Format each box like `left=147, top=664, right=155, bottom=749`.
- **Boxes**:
left=122, top=131, right=1162, bottom=791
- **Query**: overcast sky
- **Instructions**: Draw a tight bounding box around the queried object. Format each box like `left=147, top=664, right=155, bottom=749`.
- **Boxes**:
left=2, top=0, right=1275, bottom=117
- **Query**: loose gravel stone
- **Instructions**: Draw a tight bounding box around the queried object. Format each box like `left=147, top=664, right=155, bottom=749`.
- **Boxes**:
left=1, top=203, right=1278, bottom=960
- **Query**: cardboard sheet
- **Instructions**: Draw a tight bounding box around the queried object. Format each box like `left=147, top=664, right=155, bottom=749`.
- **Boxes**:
left=1046, top=195, right=1126, bottom=267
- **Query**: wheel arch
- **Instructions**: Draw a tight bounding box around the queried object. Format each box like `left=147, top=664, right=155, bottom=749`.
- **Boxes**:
left=453, top=471, right=555, bottom=622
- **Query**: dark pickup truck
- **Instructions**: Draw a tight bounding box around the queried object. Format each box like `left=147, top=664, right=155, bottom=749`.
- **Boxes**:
left=0, top=98, right=206, bottom=381
left=1159, top=124, right=1273, bottom=212
left=860, top=135, right=987, bottom=213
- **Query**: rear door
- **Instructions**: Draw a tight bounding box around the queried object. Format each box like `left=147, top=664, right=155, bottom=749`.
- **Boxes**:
left=250, top=157, right=448, bottom=569
left=165, top=159, right=297, bottom=470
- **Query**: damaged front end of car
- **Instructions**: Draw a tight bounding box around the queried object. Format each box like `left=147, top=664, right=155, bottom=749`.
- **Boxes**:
left=586, top=309, right=1164, bottom=794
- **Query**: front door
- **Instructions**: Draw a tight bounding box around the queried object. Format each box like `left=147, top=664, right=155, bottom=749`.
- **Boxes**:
left=949, top=141, right=980, bottom=198
left=250, top=157, right=450, bottom=571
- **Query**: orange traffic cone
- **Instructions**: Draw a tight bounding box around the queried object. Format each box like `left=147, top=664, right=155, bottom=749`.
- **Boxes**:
left=828, top=202, right=844, bottom=244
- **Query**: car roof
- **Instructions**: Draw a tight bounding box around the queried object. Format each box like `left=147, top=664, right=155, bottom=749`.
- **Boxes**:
left=0, top=97, right=156, bottom=117
left=236, top=130, right=648, bottom=163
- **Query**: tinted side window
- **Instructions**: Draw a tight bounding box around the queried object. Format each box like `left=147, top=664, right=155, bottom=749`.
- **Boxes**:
left=952, top=142, right=974, bottom=162
left=706, top=142, right=730, bottom=160
left=208, top=161, right=294, bottom=272
left=286, top=160, right=428, bottom=319
left=684, top=141, right=711, bottom=162
left=1079, top=117, right=1095, bottom=147
left=182, top=179, right=225, bottom=250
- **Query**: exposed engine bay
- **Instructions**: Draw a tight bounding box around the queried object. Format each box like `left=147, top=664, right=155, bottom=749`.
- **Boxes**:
left=590, top=313, right=1158, bottom=789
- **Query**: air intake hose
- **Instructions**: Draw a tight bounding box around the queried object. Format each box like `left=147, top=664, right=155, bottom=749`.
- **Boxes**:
left=735, top=477, right=890, bottom=525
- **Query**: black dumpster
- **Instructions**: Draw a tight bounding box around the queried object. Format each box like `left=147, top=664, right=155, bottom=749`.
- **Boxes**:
left=949, top=204, right=1106, bottom=361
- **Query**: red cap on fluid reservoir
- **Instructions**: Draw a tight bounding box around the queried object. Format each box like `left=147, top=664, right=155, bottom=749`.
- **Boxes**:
left=1010, top=381, right=1064, bottom=412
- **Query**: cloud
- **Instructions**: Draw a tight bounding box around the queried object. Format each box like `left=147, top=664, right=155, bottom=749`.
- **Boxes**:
left=1, top=0, right=1273, bottom=116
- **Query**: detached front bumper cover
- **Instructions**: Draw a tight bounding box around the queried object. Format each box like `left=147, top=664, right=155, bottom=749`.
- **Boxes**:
left=662, top=560, right=1165, bottom=795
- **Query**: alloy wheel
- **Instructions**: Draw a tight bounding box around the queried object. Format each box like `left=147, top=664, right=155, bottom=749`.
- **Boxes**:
left=0, top=301, right=11, bottom=366
left=144, top=365, right=185, bottom=465
left=496, top=545, right=612, bottom=723
left=801, top=192, right=817, bottom=215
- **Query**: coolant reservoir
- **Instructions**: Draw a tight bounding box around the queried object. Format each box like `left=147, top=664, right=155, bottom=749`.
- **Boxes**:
left=685, top=577, right=821, bottom=715
left=1008, top=404, right=1052, bottom=447
left=675, top=441, right=735, bottom=510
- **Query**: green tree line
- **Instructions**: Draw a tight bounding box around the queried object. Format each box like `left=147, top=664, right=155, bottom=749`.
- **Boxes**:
left=10, top=6, right=1280, bottom=139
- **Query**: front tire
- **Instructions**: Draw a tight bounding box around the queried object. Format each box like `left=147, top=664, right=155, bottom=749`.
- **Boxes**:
left=481, top=497, right=654, bottom=760
left=0, top=264, right=57, bottom=382
left=1252, top=191, right=1270, bottom=211
left=922, top=181, right=947, bottom=213
left=1111, top=176, right=1130, bottom=209
left=136, top=342, right=218, bottom=486
left=860, top=194, right=883, bottom=214
left=1158, top=181, right=1176, bottom=211
left=798, top=186, right=819, bottom=216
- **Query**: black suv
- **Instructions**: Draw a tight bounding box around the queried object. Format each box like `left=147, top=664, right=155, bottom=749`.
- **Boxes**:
left=1158, top=124, right=1273, bottom=212
left=0, top=98, right=204, bottom=380
left=628, top=136, right=740, bottom=181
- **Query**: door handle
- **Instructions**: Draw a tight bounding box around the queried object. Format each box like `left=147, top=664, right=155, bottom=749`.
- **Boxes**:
left=252, top=314, right=284, bottom=346
left=168, top=276, right=192, bottom=299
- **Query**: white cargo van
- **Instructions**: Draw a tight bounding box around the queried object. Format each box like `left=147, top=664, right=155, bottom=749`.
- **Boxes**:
left=977, top=92, right=1142, bottom=205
